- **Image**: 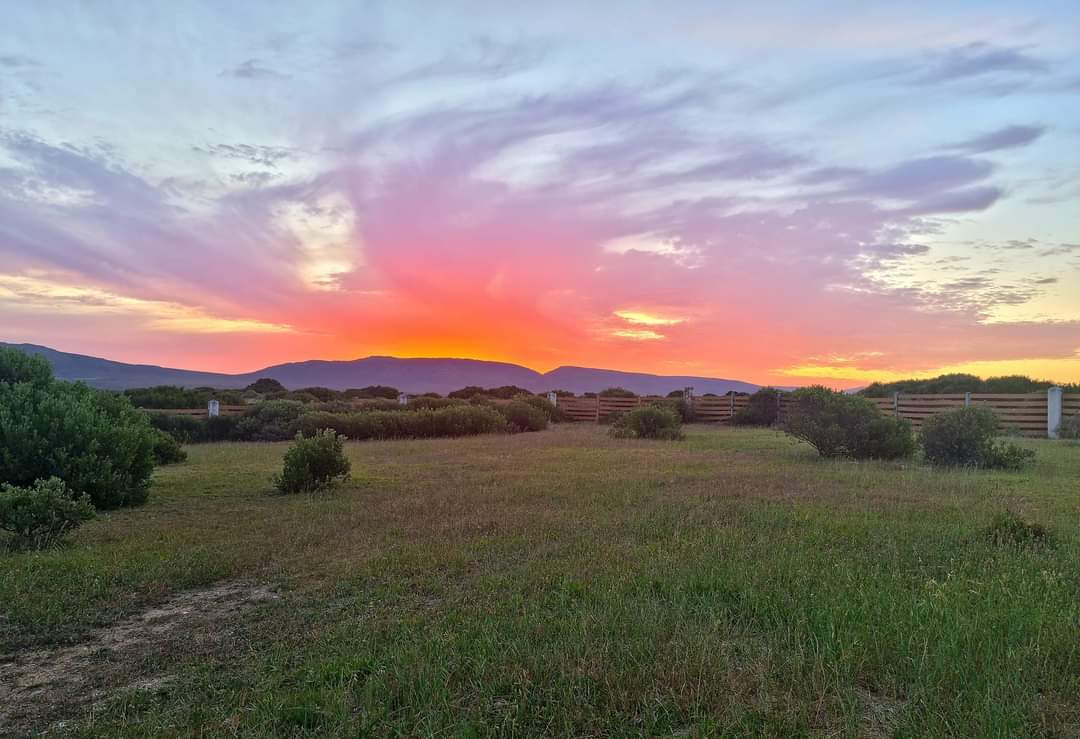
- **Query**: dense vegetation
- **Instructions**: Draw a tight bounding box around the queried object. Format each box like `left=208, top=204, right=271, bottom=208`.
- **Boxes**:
left=731, top=386, right=782, bottom=426
left=273, top=430, right=351, bottom=494
left=782, top=386, right=915, bottom=460
left=0, top=348, right=156, bottom=509
left=920, top=407, right=1035, bottom=470
left=609, top=404, right=684, bottom=440
left=861, top=372, right=1079, bottom=396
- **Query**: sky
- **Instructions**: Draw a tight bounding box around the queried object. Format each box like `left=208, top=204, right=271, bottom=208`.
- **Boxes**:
left=1, top=1, right=1079, bottom=387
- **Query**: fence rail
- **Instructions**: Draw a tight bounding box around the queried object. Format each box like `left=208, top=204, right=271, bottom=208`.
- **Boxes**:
left=141, top=405, right=247, bottom=418
left=554, top=389, right=1072, bottom=438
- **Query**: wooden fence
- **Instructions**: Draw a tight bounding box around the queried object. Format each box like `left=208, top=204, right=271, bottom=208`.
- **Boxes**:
left=555, top=390, right=1077, bottom=438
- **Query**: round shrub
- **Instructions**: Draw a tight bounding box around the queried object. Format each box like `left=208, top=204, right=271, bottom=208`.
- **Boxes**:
left=732, top=388, right=782, bottom=426
left=782, top=386, right=914, bottom=460
left=0, top=351, right=157, bottom=509
left=501, top=400, right=548, bottom=432
left=920, top=406, right=1035, bottom=470
left=152, top=429, right=187, bottom=465
left=609, top=405, right=683, bottom=440
left=0, top=477, right=96, bottom=550
left=274, top=429, right=351, bottom=494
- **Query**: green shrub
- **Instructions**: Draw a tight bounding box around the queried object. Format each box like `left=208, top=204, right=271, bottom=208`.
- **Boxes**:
left=485, top=385, right=533, bottom=400
left=920, top=406, right=1034, bottom=470
left=274, top=430, right=351, bottom=494
left=153, top=429, right=187, bottom=465
left=295, top=386, right=340, bottom=402
left=599, top=387, right=636, bottom=398
left=294, top=405, right=509, bottom=441
left=0, top=358, right=156, bottom=509
left=0, top=348, right=52, bottom=387
left=1057, top=414, right=1080, bottom=440
left=344, top=385, right=399, bottom=400
left=782, top=386, right=914, bottom=460
left=981, top=511, right=1052, bottom=549
left=448, top=385, right=487, bottom=399
left=235, top=400, right=306, bottom=441
left=122, top=385, right=243, bottom=409
left=501, top=400, right=548, bottom=432
left=245, top=378, right=286, bottom=394
left=732, top=388, right=782, bottom=426
left=512, top=394, right=568, bottom=423
left=610, top=405, right=683, bottom=440
left=406, top=396, right=465, bottom=411
left=0, top=477, right=95, bottom=550
left=148, top=412, right=204, bottom=443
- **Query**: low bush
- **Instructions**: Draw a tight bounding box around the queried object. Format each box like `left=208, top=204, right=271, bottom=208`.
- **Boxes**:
left=609, top=405, right=683, bottom=440
left=344, top=385, right=399, bottom=400
left=732, top=388, right=782, bottom=426
left=235, top=400, right=306, bottom=441
left=274, top=430, right=351, bottom=494
left=599, top=387, right=636, bottom=398
left=512, top=394, right=568, bottom=423
left=245, top=378, right=286, bottom=394
left=0, top=477, right=95, bottom=550
left=920, top=406, right=1035, bottom=470
left=293, top=405, right=509, bottom=441
left=1057, top=414, right=1080, bottom=440
left=981, top=511, right=1052, bottom=550
left=153, top=429, right=187, bottom=465
left=501, top=400, right=548, bottom=432
left=406, top=396, right=465, bottom=411
left=782, top=386, right=914, bottom=460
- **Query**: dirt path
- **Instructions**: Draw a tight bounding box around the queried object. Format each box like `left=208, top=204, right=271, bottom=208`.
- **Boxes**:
left=0, top=581, right=278, bottom=735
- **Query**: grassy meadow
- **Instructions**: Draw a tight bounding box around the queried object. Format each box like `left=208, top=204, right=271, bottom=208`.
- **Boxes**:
left=1, top=425, right=1078, bottom=737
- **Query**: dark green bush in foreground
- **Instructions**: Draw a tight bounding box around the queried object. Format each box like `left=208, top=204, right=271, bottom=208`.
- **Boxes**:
left=274, top=429, right=351, bottom=494
left=0, top=477, right=95, bottom=550
left=782, top=386, right=914, bottom=460
left=920, top=406, right=1035, bottom=470
left=152, top=429, right=188, bottom=465
left=609, top=405, right=683, bottom=440
left=501, top=400, right=548, bottom=432
left=0, top=348, right=156, bottom=509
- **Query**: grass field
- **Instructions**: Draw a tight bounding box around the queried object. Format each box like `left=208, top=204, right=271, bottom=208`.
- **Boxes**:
left=1, top=425, right=1078, bottom=737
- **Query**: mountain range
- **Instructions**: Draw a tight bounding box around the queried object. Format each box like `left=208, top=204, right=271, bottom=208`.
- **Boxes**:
left=1, top=342, right=762, bottom=396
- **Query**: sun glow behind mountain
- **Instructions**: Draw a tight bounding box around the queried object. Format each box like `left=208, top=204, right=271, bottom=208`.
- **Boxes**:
left=1, top=2, right=1079, bottom=385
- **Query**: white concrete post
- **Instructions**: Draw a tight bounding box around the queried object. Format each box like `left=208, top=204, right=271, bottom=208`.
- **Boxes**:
left=547, top=391, right=557, bottom=406
left=397, top=393, right=408, bottom=406
left=1048, top=387, right=1063, bottom=439
left=964, top=392, right=972, bottom=407
left=207, top=399, right=220, bottom=417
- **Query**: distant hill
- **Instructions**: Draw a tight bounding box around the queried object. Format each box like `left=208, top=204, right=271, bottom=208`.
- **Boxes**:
left=1, top=342, right=761, bottom=396
left=543, top=366, right=758, bottom=396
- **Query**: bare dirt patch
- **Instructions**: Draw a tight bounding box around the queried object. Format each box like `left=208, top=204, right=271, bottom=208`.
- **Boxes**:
left=0, top=580, right=278, bottom=735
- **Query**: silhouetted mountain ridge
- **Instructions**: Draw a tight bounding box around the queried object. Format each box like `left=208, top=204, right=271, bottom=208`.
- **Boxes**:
left=1, top=342, right=761, bottom=396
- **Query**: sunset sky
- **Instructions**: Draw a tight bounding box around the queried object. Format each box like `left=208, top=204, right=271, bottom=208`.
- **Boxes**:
left=2, top=1, right=1079, bottom=386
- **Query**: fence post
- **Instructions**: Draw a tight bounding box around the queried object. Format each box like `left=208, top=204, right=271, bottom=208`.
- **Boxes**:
left=207, top=399, right=219, bottom=417
left=1048, top=387, right=1063, bottom=439
left=397, top=392, right=408, bottom=406
left=964, top=392, right=971, bottom=407
left=595, top=395, right=600, bottom=422
left=547, top=391, right=557, bottom=407
left=729, top=393, right=735, bottom=423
